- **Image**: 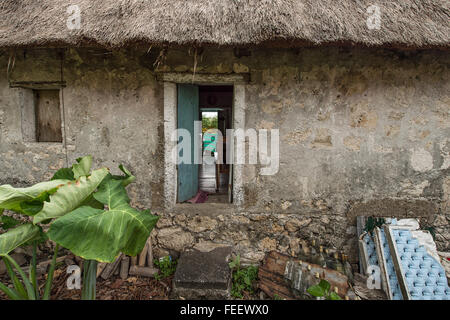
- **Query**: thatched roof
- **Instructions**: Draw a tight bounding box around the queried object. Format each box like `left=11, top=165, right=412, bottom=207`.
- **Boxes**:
left=0, top=0, right=449, bottom=49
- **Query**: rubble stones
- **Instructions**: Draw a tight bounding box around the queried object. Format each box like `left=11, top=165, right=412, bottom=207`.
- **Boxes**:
left=156, top=227, right=194, bottom=252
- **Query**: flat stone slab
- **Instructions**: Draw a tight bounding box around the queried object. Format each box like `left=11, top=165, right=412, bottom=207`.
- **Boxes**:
left=172, top=245, right=232, bottom=299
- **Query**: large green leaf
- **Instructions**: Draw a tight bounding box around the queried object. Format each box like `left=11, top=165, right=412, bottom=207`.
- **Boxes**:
left=83, top=165, right=136, bottom=210
left=47, top=177, right=159, bottom=262
left=19, top=187, right=60, bottom=216
left=0, top=180, right=69, bottom=215
left=80, top=194, right=104, bottom=210
left=33, top=168, right=109, bottom=224
left=0, top=224, right=41, bottom=256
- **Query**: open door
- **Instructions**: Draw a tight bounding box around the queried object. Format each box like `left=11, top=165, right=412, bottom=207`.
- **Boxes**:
left=177, top=84, right=199, bottom=202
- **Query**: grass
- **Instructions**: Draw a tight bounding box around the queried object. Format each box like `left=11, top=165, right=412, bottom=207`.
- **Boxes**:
left=153, top=256, right=177, bottom=280
left=228, top=255, right=258, bottom=299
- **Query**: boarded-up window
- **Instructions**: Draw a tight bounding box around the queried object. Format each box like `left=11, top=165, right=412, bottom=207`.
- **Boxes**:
left=33, top=90, right=62, bottom=142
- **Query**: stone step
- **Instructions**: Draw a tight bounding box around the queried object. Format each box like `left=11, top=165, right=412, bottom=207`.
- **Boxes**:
left=172, top=243, right=232, bottom=299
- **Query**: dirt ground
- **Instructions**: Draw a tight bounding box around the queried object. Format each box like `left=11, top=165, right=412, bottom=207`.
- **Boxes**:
left=0, top=259, right=172, bottom=300
left=52, top=266, right=172, bottom=300
left=0, top=262, right=263, bottom=300
left=0, top=243, right=261, bottom=301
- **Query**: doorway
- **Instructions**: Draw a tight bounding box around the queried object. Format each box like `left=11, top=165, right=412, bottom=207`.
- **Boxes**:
left=177, top=85, right=233, bottom=204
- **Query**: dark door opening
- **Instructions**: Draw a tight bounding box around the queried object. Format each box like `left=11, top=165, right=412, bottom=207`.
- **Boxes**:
left=177, top=84, right=233, bottom=204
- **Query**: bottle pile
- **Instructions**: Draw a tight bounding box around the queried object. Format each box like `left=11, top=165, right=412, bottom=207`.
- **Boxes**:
left=296, top=239, right=354, bottom=284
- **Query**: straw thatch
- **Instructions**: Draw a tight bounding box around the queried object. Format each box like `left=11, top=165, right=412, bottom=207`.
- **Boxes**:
left=0, top=0, right=449, bottom=49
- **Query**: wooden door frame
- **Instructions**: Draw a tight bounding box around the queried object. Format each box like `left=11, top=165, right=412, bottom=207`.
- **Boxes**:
left=161, top=73, right=247, bottom=210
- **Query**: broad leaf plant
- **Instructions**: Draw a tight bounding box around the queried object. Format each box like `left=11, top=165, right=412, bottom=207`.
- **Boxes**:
left=0, top=156, right=158, bottom=300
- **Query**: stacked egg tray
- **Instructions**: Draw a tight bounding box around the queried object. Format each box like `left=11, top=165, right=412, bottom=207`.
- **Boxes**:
left=373, top=227, right=403, bottom=300
left=384, top=225, right=450, bottom=300
left=359, top=229, right=403, bottom=299
left=358, top=232, right=379, bottom=274
left=359, top=220, right=450, bottom=300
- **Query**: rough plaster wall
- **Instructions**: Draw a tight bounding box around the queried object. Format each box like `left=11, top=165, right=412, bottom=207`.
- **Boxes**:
left=0, top=47, right=448, bottom=265
left=0, top=50, right=67, bottom=185
left=242, top=48, right=450, bottom=262
left=153, top=47, right=449, bottom=264
left=62, top=49, right=164, bottom=209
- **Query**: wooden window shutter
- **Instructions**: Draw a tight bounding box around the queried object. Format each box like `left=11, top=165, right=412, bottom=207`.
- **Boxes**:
left=34, top=90, right=62, bottom=142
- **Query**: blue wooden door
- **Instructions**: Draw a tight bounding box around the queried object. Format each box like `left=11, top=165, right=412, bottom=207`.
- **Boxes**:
left=177, top=84, right=199, bottom=202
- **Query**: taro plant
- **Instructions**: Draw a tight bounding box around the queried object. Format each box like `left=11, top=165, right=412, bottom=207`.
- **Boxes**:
left=0, top=223, right=55, bottom=300
left=306, top=279, right=342, bottom=300
left=0, top=155, right=159, bottom=300
left=0, top=175, right=71, bottom=300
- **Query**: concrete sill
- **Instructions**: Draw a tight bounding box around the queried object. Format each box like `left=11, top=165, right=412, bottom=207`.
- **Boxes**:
left=172, top=202, right=236, bottom=217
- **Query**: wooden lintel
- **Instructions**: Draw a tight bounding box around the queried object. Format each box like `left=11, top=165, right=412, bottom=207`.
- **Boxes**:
left=9, top=81, right=66, bottom=89
left=157, top=72, right=249, bottom=84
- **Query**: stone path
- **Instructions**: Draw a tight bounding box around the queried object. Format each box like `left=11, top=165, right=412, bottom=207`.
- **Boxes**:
left=172, top=243, right=232, bottom=299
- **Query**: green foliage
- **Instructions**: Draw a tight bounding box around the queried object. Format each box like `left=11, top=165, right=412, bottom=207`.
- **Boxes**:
left=51, top=156, right=93, bottom=181
left=202, top=115, right=218, bottom=132
left=153, top=256, right=177, bottom=280
left=364, top=217, right=385, bottom=234
left=228, top=254, right=241, bottom=270
left=0, top=180, right=69, bottom=215
left=112, top=164, right=136, bottom=187
left=0, top=224, right=41, bottom=256
left=33, top=168, right=109, bottom=224
left=0, top=242, right=60, bottom=300
left=0, top=215, right=20, bottom=230
left=81, top=260, right=98, bottom=300
left=424, top=226, right=436, bottom=240
left=48, top=176, right=159, bottom=262
left=72, top=156, right=93, bottom=179
left=2, top=254, right=36, bottom=300
left=228, top=254, right=259, bottom=299
left=307, top=279, right=342, bottom=300
left=51, top=167, right=75, bottom=181
left=42, top=244, right=59, bottom=300
left=0, top=155, right=158, bottom=300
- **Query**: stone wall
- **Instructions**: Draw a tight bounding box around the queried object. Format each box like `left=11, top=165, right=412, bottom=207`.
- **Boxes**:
left=0, top=47, right=448, bottom=267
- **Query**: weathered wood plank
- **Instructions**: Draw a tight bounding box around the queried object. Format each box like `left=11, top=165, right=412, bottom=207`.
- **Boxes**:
left=120, top=257, right=130, bottom=280
left=96, top=262, right=107, bottom=278
left=258, top=251, right=351, bottom=300
left=129, top=266, right=158, bottom=278
left=131, top=256, right=137, bottom=267
left=146, top=237, right=153, bottom=266
left=158, top=72, right=249, bottom=84
left=34, top=90, right=62, bottom=142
